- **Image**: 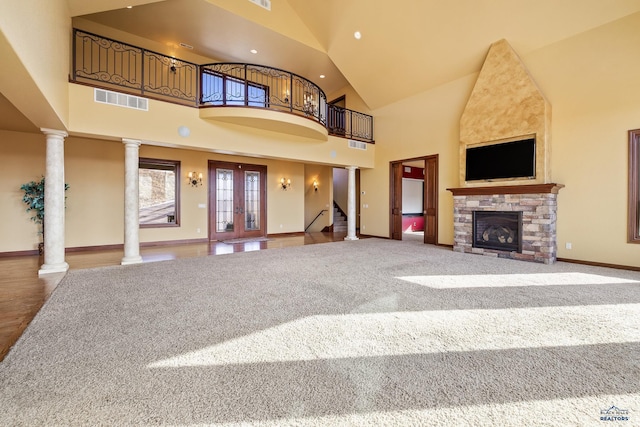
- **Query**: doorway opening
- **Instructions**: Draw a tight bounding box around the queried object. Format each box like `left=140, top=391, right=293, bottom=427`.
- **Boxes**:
left=208, top=161, right=267, bottom=241
left=390, top=155, right=438, bottom=244
left=332, top=167, right=360, bottom=232
left=328, top=95, right=346, bottom=137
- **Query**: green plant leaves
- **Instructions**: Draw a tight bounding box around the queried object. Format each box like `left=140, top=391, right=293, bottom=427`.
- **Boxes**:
left=20, top=177, right=70, bottom=225
left=20, top=177, right=45, bottom=224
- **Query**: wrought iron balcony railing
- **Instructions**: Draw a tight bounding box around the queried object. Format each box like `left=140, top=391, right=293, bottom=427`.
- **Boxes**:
left=72, top=29, right=374, bottom=143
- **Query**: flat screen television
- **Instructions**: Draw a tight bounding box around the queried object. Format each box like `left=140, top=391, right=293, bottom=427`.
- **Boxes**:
left=465, top=138, right=535, bottom=181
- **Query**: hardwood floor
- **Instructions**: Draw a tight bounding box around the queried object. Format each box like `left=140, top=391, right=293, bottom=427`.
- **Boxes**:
left=0, top=232, right=352, bottom=362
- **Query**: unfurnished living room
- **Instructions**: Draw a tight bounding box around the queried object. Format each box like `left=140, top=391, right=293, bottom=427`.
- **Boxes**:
left=1, top=1, right=639, bottom=425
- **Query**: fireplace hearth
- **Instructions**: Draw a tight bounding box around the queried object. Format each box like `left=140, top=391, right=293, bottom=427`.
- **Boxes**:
left=473, top=211, right=522, bottom=252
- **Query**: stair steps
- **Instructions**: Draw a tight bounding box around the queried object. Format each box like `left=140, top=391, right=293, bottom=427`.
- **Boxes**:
left=333, top=204, right=347, bottom=232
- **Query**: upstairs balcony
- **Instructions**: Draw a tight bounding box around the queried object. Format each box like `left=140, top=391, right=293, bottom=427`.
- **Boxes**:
left=72, top=29, right=374, bottom=142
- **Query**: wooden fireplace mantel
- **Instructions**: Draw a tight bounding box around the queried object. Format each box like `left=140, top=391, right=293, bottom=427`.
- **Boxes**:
left=447, top=183, right=564, bottom=196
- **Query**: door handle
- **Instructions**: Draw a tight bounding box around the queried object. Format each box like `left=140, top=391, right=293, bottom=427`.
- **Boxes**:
left=235, top=206, right=239, bottom=214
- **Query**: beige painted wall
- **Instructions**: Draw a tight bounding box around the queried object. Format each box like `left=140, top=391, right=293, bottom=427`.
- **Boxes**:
left=65, top=137, right=125, bottom=248
left=304, top=165, right=333, bottom=232
left=0, top=0, right=70, bottom=129
left=2, top=131, right=308, bottom=252
left=363, top=74, right=475, bottom=244
left=68, top=84, right=374, bottom=169
left=138, top=146, right=306, bottom=242
left=0, top=131, right=46, bottom=252
left=524, top=11, right=640, bottom=266
left=364, top=12, right=640, bottom=267
left=264, top=160, right=305, bottom=234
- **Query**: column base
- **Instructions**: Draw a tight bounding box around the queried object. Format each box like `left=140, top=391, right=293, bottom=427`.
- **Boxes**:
left=38, top=262, right=69, bottom=276
left=121, top=256, right=143, bottom=265
left=344, top=236, right=360, bottom=241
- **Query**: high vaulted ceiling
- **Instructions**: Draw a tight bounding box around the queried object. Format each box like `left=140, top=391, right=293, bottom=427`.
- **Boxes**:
left=3, top=0, right=640, bottom=134
left=76, top=0, right=640, bottom=110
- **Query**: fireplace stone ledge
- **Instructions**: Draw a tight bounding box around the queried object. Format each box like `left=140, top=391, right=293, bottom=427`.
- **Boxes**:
left=447, top=183, right=564, bottom=196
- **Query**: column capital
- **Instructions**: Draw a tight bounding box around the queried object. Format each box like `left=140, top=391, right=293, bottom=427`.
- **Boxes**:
left=122, top=138, right=142, bottom=147
left=40, top=128, right=68, bottom=139
left=345, top=165, right=359, bottom=171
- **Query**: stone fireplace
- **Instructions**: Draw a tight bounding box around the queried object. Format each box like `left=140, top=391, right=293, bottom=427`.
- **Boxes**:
left=448, top=39, right=563, bottom=264
left=449, top=184, right=563, bottom=263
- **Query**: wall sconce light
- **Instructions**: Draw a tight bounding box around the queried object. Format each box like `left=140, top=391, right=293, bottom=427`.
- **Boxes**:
left=313, top=180, right=319, bottom=191
left=170, top=58, right=177, bottom=73
left=188, top=171, right=203, bottom=187
left=280, top=177, right=291, bottom=190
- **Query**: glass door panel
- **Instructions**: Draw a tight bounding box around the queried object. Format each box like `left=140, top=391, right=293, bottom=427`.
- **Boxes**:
left=245, top=171, right=260, bottom=231
left=209, top=161, right=267, bottom=241
left=216, top=169, right=234, bottom=232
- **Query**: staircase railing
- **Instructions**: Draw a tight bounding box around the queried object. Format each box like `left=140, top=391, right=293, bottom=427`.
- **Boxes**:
left=327, top=105, right=374, bottom=142
left=71, top=28, right=374, bottom=143
left=201, top=62, right=327, bottom=126
left=305, top=209, right=328, bottom=232
left=73, top=29, right=199, bottom=106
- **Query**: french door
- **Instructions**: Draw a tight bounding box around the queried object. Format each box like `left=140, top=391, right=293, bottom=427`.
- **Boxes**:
left=390, top=162, right=404, bottom=240
left=208, top=161, right=267, bottom=241
left=423, top=155, right=438, bottom=244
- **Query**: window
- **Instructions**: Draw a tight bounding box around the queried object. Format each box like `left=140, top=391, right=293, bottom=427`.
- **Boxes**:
left=139, top=158, right=180, bottom=227
left=201, top=70, right=267, bottom=107
left=629, top=129, right=640, bottom=243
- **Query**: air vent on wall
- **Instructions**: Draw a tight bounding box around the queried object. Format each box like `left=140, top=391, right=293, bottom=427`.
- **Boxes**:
left=348, top=139, right=367, bottom=150
left=248, top=0, right=271, bottom=11
left=94, top=89, right=148, bottom=111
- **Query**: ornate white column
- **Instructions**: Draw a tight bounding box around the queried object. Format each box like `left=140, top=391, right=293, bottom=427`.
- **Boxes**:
left=39, top=128, right=69, bottom=275
left=121, top=139, right=143, bottom=265
left=344, top=166, right=359, bottom=241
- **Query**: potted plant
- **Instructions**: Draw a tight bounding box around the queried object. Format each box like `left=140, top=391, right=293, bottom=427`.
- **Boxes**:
left=20, top=177, right=69, bottom=254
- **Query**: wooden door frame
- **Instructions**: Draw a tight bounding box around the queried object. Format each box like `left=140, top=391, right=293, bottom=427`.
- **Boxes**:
left=208, top=160, right=267, bottom=241
left=389, top=155, right=439, bottom=244
left=423, top=155, right=439, bottom=244
left=390, top=162, right=403, bottom=240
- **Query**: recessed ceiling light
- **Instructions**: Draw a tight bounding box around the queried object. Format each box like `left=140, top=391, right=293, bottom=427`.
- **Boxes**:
left=250, top=49, right=258, bottom=54
left=354, top=31, right=362, bottom=40
left=126, top=5, right=133, bottom=8
left=319, top=75, right=325, bottom=79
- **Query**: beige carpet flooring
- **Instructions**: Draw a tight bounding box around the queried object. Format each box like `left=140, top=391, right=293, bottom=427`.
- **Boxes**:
left=1, top=238, right=639, bottom=426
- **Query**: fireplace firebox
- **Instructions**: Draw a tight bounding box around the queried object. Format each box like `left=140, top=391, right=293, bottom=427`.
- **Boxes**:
left=472, top=211, right=522, bottom=253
